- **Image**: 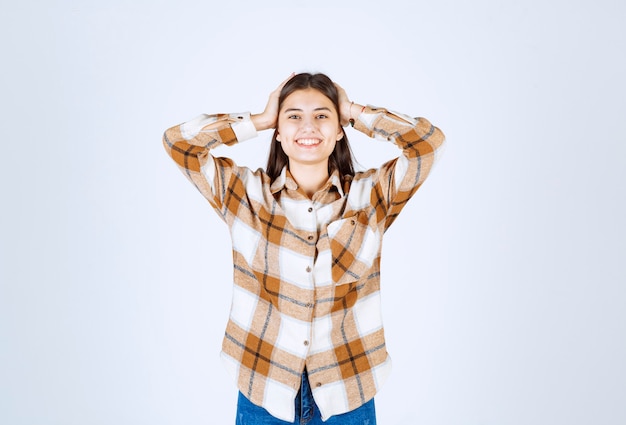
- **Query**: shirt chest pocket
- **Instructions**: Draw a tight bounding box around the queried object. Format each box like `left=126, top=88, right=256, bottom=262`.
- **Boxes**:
left=326, top=212, right=381, bottom=286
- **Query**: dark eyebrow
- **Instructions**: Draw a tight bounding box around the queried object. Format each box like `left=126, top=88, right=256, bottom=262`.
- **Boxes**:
left=283, top=107, right=333, bottom=113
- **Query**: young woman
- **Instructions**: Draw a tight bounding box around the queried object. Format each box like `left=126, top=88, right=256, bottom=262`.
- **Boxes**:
left=163, top=73, right=445, bottom=424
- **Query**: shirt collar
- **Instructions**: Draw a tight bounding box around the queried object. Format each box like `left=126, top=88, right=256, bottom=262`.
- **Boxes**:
left=270, top=167, right=345, bottom=197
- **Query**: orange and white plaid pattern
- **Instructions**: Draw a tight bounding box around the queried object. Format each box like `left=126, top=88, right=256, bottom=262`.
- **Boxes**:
left=163, top=106, right=445, bottom=421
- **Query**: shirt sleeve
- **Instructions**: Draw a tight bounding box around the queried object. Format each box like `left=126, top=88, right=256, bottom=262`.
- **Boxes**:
left=162, top=112, right=257, bottom=210
left=352, top=106, right=445, bottom=230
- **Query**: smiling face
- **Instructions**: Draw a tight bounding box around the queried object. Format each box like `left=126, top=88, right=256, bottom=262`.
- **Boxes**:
left=276, top=88, right=344, bottom=173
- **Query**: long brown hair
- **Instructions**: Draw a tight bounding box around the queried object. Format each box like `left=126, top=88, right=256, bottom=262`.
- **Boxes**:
left=265, top=73, right=355, bottom=182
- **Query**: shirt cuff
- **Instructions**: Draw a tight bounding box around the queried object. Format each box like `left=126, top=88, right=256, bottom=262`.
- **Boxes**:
left=230, top=112, right=257, bottom=142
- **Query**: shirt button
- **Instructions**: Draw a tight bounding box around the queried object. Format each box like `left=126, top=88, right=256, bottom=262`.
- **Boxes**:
left=350, top=219, right=355, bottom=225
left=305, top=266, right=311, bottom=273
left=307, top=235, right=314, bottom=240
left=308, top=207, right=313, bottom=213
left=303, top=340, right=309, bottom=346
left=316, top=382, right=322, bottom=387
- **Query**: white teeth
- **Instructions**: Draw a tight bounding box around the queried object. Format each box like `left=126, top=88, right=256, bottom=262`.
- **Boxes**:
left=297, top=138, right=320, bottom=146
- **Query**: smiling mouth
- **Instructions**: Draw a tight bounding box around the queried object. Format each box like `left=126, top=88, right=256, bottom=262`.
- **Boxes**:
left=296, top=138, right=322, bottom=146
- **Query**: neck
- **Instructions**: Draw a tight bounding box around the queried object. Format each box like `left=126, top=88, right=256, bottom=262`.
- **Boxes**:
left=288, top=161, right=330, bottom=198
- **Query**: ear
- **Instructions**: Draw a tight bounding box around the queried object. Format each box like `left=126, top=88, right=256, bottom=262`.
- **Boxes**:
left=276, top=133, right=281, bottom=142
left=336, top=127, right=343, bottom=141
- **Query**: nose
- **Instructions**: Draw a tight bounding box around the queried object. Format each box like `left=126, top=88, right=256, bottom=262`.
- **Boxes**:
left=300, top=116, right=316, bottom=132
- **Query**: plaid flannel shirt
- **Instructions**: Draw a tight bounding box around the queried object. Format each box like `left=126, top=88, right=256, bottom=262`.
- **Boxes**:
left=163, top=106, right=444, bottom=421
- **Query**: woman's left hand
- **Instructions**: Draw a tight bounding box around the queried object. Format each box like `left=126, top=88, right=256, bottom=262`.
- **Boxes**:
left=335, top=83, right=352, bottom=127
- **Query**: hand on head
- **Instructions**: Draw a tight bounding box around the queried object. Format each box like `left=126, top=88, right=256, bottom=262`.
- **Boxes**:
left=334, top=83, right=352, bottom=127
left=253, top=73, right=355, bottom=131
left=253, top=73, right=295, bottom=131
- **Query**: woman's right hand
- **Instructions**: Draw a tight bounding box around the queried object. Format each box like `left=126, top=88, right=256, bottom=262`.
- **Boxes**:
left=252, top=73, right=295, bottom=131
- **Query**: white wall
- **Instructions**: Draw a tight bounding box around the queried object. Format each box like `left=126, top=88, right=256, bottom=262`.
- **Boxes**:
left=1, top=0, right=624, bottom=424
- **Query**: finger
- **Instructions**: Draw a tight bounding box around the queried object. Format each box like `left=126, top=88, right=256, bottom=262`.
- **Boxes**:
left=275, top=72, right=296, bottom=92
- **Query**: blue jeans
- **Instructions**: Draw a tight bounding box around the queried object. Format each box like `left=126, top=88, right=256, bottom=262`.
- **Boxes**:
left=235, top=369, right=376, bottom=424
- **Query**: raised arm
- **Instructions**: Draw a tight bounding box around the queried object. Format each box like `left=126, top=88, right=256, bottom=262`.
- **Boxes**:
left=162, top=111, right=258, bottom=206
left=162, top=74, right=294, bottom=206
left=334, top=81, right=445, bottom=229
